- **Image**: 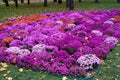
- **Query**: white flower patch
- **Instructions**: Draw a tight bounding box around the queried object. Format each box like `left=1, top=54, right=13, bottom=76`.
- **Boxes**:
left=17, top=49, right=30, bottom=56
left=91, top=30, right=103, bottom=36
left=104, top=37, right=118, bottom=45
left=32, top=44, right=46, bottom=53
left=56, top=21, right=63, bottom=25
left=104, top=20, right=114, bottom=25
left=77, top=54, right=100, bottom=70
left=68, top=24, right=76, bottom=29
left=108, top=18, right=115, bottom=21
left=5, top=47, right=20, bottom=54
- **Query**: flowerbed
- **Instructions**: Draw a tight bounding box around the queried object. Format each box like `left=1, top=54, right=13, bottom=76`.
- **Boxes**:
left=0, top=9, right=120, bottom=78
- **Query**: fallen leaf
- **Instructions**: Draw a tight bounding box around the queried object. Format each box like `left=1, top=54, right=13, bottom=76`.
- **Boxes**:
left=104, top=66, right=110, bottom=69
left=1, top=63, right=8, bottom=68
left=117, top=44, right=120, bottom=46
left=116, top=65, right=120, bottom=68
left=7, top=71, right=10, bottom=73
left=116, top=53, right=119, bottom=56
left=103, top=76, right=107, bottom=78
left=39, top=75, right=46, bottom=80
left=94, top=78, right=99, bottom=80
left=29, top=69, right=32, bottom=71
left=6, top=77, right=12, bottom=80
left=86, top=73, right=92, bottom=77
left=108, top=60, right=112, bottom=62
left=3, top=70, right=10, bottom=77
left=62, top=76, right=67, bottom=80
left=0, top=68, right=7, bottom=71
left=100, top=59, right=105, bottom=64
left=18, top=68, right=23, bottom=72
left=3, top=73, right=8, bottom=77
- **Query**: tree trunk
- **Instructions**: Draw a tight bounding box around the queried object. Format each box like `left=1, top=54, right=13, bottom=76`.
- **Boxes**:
left=58, top=0, right=62, bottom=4
left=117, top=0, right=120, bottom=3
left=44, top=0, right=47, bottom=7
left=14, top=0, right=18, bottom=7
left=21, top=0, right=24, bottom=3
left=4, top=0, right=9, bottom=6
left=79, top=0, right=81, bottom=2
left=69, top=0, right=74, bottom=10
left=66, top=0, right=69, bottom=8
left=53, top=0, right=57, bottom=2
left=95, top=0, right=98, bottom=3
left=28, top=0, right=30, bottom=4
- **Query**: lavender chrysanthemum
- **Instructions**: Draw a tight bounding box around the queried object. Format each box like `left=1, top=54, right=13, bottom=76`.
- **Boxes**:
left=5, top=47, right=20, bottom=54
left=77, top=54, right=100, bottom=70
left=32, top=44, right=46, bottom=53
left=91, top=30, right=103, bottom=36
left=104, top=36, right=118, bottom=45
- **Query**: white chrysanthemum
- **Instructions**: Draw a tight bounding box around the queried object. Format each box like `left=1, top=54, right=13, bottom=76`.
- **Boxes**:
left=108, top=18, right=115, bottom=21
left=56, top=21, right=63, bottom=25
left=17, top=49, right=30, bottom=56
left=104, top=37, right=118, bottom=45
left=32, top=44, right=46, bottom=53
left=91, top=30, right=103, bottom=36
left=77, top=54, right=100, bottom=70
left=5, top=47, right=20, bottom=54
left=68, top=24, right=76, bottom=28
left=104, top=20, right=114, bottom=25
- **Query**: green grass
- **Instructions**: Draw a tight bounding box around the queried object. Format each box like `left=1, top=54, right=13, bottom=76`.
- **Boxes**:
left=0, top=0, right=120, bottom=80
left=94, top=46, right=120, bottom=80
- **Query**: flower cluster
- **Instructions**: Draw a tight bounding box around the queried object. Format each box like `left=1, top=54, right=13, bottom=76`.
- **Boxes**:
left=0, top=9, right=120, bottom=78
left=77, top=54, right=100, bottom=70
left=91, top=30, right=103, bottom=36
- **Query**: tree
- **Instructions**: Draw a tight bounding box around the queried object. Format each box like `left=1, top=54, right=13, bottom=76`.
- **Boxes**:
left=28, top=0, right=30, bottom=4
left=58, top=0, right=62, bottom=4
left=66, top=0, right=69, bottom=8
left=117, top=0, right=120, bottom=3
left=53, top=0, right=57, bottom=2
left=14, top=0, right=18, bottom=7
left=69, top=0, right=74, bottom=10
left=44, top=0, right=47, bottom=7
left=95, top=0, right=98, bottom=3
left=4, top=0, right=9, bottom=6
left=79, top=0, right=81, bottom=2
left=21, top=0, right=24, bottom=3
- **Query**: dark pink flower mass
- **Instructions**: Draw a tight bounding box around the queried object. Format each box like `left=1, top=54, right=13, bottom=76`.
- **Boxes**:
left=0, top=9, right=120, bottom=78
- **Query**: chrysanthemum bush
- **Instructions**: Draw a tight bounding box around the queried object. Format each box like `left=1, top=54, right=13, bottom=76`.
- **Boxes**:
left=0, top=9, right=120, bottom=78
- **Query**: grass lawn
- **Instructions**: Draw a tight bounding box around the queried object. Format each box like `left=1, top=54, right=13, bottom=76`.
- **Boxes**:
left=0, top=0, right=120, bottom=80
